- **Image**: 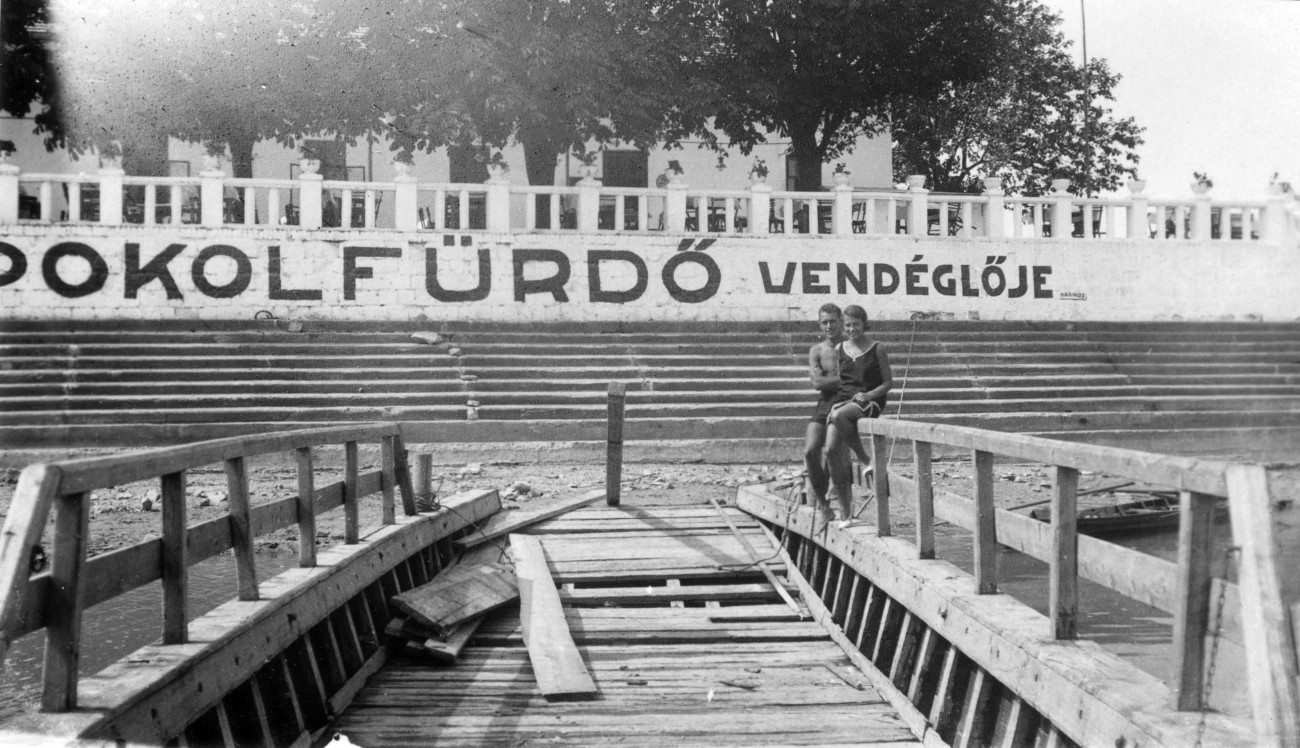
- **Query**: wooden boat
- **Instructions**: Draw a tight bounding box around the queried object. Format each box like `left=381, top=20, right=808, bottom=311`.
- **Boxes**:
left=1029, top=493, right=1222, bottom=536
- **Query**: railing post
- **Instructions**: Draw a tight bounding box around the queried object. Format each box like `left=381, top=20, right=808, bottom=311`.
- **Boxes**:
left=343, top=441, right=359, bottom=543
left=606, top=382, right=625, bottom=507
left=665, top=176, right=688, bottom=232
left=394, top=167, right=418, bottom=231
left=749, top=181, right=771, bottom=234
left=97, top=166, right=124, bottom=225
left=380, top=436, right=397, bottom=524
left=1191, top=188, right=1214, bottom=240
left=393, top=433, right=418, bottom=516
left=1171, top=490, right=1215, bottom=710
left=486, top=169, right=511, bottom=232
left=1127, top=179, right=1150, bottom=240
left=1261, top=181, right=1297, bottom=249
left=295, top=447, right=316, bottom=567
left=906, top=175, right=928, bottom=237
left=1224, top=464, right=1300, bottom=747
left=161, top=471, right=188, bottom=643
left=833, top=183, right=853, bottom=235
left=912, top=440, right=935, bottom=559
left=577, top=173, right=601, bottom=233
left=972, top=450, right=997, bottom=594
left=1050, top=179, right=1072, bottom=239
left=0, top=161, right=18, bottom=224
left=1050, top=466, right=1079, bottom=639
left=981, top=177, right=1005, bottom=238
left=224, top=457, right=258, bottom=601
left=871, top=433, right=891, bottom=536
left=297, top=160, right=323, bottom=230
left=41, top=491, right=89, bottom=711
left=199, top=163, right=225, bottom=228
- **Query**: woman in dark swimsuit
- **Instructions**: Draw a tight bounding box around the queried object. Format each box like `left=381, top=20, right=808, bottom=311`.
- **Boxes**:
left=822, top=305, right=892, bottom=532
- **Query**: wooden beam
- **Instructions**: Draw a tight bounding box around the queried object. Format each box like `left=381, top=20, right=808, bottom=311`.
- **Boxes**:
left=509, top=534, right=598, bottom=701
left=912, top=440, right=935, bottom=560
left=380, top=437, right=397, bottom=525
left=224, top=457, right=258, bottom=601
left=41, top=491, right=90, bottom=711
left=1224, top=465, right=1300, bottom=747
left=606, top=382, right=626, bottom=507
left=453, top=489, right=605, bottom=553
left=392, top=433, right=418, bottom=517
left=390, top=558, right=518, bottom=637
left=161, top=471, right=188, bottom=644
left=295, top=448, right=316, bottom=568
left=343, top=441, right=359, bottom=544
left=0, top=464, right=62, bottom=664
left=1172, top=490, right=1215, bottom=710
left=1050, top=466, right=1079, bottom=640
left=560, top=582, right=781, bottom=606
left=972, top=450, right=997, bottom=594
left=871, top=433, right=891, bottom=536
left=421, top=616, right=485, bottom=665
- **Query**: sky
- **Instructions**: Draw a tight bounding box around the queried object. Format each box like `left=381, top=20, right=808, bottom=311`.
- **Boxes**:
left=1039, top=0, right=1300, bottom=200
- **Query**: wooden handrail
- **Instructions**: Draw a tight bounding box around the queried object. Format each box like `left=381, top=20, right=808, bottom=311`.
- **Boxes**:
left=857, top=417, right=1299, bottom=747
left=0, top=423, right=420, bottom=714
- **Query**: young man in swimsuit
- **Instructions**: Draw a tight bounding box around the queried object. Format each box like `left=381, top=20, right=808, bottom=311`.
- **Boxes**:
left=805, top=304, right=874, bottom=533
left=823, top=305, right=893, bottom=534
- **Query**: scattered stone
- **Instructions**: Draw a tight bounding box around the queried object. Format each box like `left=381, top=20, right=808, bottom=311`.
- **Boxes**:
left=286, top=321, right=305, bottom=333
left=461, top=374, right=478, bottom=381
left=198, top=497, right=212, bottom=507
left=467, top=399, right=481, bottom=408
left=448, top=347, right=463, bottom=356
left=466, top=408, right=479, bottom=421
left=511, top=481, right=532, bottom=495
left=1001, top=473, right=1017, bottom=482
left=411, top=332, right=445, bottom=345
left=140, top=498, right=154, bottom=512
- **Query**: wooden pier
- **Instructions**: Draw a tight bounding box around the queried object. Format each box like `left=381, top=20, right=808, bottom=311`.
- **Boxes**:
left=0, top=418, right=1294, bottom=747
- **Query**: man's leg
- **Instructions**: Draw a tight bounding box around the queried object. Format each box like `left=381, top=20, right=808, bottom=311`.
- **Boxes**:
left=803, top=421, right=830, bottom=504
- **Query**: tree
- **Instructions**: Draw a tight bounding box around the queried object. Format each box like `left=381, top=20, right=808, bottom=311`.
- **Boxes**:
left=888, top=0, right=1144, bottom=196
left=1, top=0, right=63, bottom=149
left=699, top=0, right=1018, bottom=191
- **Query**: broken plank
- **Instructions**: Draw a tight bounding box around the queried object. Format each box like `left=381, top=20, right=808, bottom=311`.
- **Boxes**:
left=509, top=534, right=598, bottom=701
left=454, top=489, right=605, bottom=552
left=391, top=562, right=518, bottom=638
left=384, top=616, right=438, bottom=643
left=422, top=615, right=486, bottom=666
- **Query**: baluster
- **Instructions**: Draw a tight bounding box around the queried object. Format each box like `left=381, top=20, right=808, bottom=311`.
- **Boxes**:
left=614, top=194, right=625, bottom=231
left=39, top=181, right=53, bottom=221
left=961, top=201, right=973, bottom=238
left=1175, top=206, right=1188, bottom=239
left=913, top=440, right=935, bottom=559
left=550, top=192, right=562, bottom=229
left=143, top=184, right=157, bottom=226
left=1010, top=201, right=1023, bottom=238
left=364, top=189, right=376, bottom=228
left=1051, top=466, right=1079, bottom=639
left=343, top=441, right=360, bottom=543
left=458, top=189, right=470, bottom=229
left=161, top=471, right=188, bottom=643
left=1106, top=204, right=1117, bottom=238
left=268, top=187, right=281, bottom=226
left=887, top=198, right=898, bottom=234
left=1032, top=203, right=1044, bottom=237
left=725, top=197, right=736, bottom=233
left=866, top=198, right=877, bottom=235
left=296, top=447, right=316, bottom=567
left=782, top=198, right=794, bottom=235
left=341, top=189, right=353, bottom=228
left=67, top=182, right=81, bottom=222
left=1172, top=490, right=1215, bottom=709
left=41, top=491, right=90, bottom=711
left=435, top=188, right=447, bottom=230
left=244, top=186, right=256, bottom=225
left=938, top=201, right=949, bottom=235
left=225, top=457, right=258, bottom=601
left=380, top=436, right=397, bottom=524
left=972, top=450, right=997, bottom=594
left=525, top=193, right=537, bottom=230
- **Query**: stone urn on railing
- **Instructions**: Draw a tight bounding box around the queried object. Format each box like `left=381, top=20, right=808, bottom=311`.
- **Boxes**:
left=486, top=151, right=510, bottom=183
left=749, top=158, right=769, bottom=186
left=299, top=152, right=322, bottom=176
left=832, top=162, right=851, bottom=187
left=665, top=160, right=684, bottom=186
left=1050, top=178, right=1072, bottom=195
left=392, top=155, right=414, bottom=178
left=1191, top=171, right=1213, bottom=195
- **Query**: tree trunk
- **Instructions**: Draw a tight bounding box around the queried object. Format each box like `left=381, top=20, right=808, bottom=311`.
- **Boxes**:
left=226, top=132, right=256, bottom=179
left=788, top=125, right=823, bottom=193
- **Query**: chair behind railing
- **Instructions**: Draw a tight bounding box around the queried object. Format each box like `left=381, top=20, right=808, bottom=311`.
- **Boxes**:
left=0, top=423, right=419, bottom=713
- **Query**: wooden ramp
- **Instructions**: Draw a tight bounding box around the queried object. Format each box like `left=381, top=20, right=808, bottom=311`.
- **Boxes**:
left=334, top=505, right=920, bottom=747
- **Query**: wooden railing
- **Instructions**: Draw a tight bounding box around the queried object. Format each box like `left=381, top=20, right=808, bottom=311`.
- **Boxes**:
left=0, top=423, right=421, bottom=714
left=850, top=419, right=1300, bottom=747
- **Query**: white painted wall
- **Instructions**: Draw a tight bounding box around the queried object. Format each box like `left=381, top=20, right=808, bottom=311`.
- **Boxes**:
left=3, top=227, right=1296, bottom=323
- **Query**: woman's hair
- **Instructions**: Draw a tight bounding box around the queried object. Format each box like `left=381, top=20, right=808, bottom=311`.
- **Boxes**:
left=843, top=305, right=868, bottom=325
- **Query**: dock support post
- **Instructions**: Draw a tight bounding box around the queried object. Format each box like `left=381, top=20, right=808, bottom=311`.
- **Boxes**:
left=295, top=448, right=317, bottom=567
left=871, top=433, right=891, bottom=536
left=1050, top=466, right=1079, bottom=639
left=912, top=440, right=935, bottom=559
left=343, top=441, right=359, bottom=543
left=606, top=382, right=625, bottom=506
left=161, top=471, right=189, bottom=642
left=415, top=454, right=433, bottom=503
left=972, top=450, right=997, bottom=594
left=225, top=457, right=258, bottom=601
left=42, top=491, right=89, bottom=711
left=1172, top=490, right=1215, bottom=710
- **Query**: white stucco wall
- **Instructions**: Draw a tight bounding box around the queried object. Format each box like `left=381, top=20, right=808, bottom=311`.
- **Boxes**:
left=2, top=227, right=1296, bottom=323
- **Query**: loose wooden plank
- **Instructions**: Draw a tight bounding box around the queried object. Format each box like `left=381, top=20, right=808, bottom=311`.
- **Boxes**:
left=1171, top=490, right=1215, bottom=711
left=421, top=616, right=486, bottom=665
left=509, top=534, right=597, bottom=701
left=453, top=489, right=605, bottom=553
left=706, top=496, right=804, bottom=617
left=390, top=561, right=517, bottom=638
left=606, top=382, right=625, bottom=507
left=1050, top=466, right=1079, bottom=640
left=0, top=464, right=62, bottom=663
left=560, top=582, right=781, bottom=606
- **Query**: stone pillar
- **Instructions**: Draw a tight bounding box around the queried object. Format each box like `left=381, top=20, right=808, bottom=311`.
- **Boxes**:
left=665, top=173, right=688, bottom=233
left=296, top=158, right=323, bottom=229
left=486, top=166, right=511, bottom=232
left=1261, top=182, right=1297, bottom=249
left=1050, top=178, right=1072, bottom=239
left=1191, top=186, right=1213, bottom=240
left=1127, top=179, right=1150, bottom=240
left=198, top=163, right=225, bottom=228
left=982, top=177, right=1005, bottom=238
left=0, top=162, right=19, bottom=224
left=577, top=172, right=602, bottom=233
left=833, top=183, right=853, bottom=235
left=393, top=161, right=418, bottom=231
left=906, top=175, right=928, bottom=237
left=749, top=182, right=771, bottom=235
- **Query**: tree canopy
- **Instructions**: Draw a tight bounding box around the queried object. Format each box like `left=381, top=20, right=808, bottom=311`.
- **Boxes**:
left=2, top=0, right=62, bottom=149
left=888, top=0, right=1144, bottom=195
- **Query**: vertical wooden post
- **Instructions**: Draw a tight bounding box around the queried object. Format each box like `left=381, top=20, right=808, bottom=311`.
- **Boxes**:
left=912, top=440, right=935, bottom=559
left=224, top=457, right=258, bottom=601
left=1172, top=490, right=1215, bottom=710
left=0, top=465, right=62, bottom=666
left=295, top=447, right=316, bottom=568
left=41, top=491, right=90, bottom=711
left=1050, top=466, right=1079, bottom=639
left=606, top=382, right=625, bottom=507
left=871, top=433, right=891, bottom=536
left=343, top=441, right=359, bottom=544
left=972, top=450, right=997, bottom=594
left=380, top=437, right=397, bottom=525
left=1224, top=465, right=1300, bottom=747
left=161, top=471, right=188, bottom=644
left=392, top=434, right=418, bottom=516
left=415, top=454, right=433, bottom=502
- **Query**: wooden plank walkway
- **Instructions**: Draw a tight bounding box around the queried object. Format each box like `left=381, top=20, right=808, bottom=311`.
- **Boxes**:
left=334, top=505, right=921, bottom=746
